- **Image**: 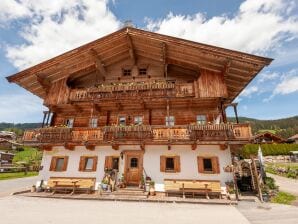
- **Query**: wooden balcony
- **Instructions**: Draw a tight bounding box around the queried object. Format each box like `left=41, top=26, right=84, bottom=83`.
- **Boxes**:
left=69, top=81, right=194, bottom=102
left=22, top=123, right=252, bottom=145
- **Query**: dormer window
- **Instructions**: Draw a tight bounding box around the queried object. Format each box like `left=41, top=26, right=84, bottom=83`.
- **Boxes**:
left=123, top=69, right=131, bottom=76
left=139, top=68, right=147, bottom=76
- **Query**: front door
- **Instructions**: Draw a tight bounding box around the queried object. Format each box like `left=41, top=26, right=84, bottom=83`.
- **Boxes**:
left=124, top=151, right=143, bottom=185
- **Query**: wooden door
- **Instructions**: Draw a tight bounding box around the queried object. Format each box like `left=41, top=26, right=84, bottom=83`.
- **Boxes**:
left=124, top=151, right=143, bottom=185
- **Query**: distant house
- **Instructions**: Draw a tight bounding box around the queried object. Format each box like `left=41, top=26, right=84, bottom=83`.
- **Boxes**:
left=288, top=134, right=298, bottom=144
left=0, top=131, right=17, bottom=149
left=252, top=131, right=285, bottom=144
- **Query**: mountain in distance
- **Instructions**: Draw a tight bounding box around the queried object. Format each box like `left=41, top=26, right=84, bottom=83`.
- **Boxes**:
left=0, top=116, right=297, bottom=138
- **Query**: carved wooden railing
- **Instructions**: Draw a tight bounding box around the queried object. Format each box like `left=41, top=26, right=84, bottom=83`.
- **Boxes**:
left=22, top=123, right=251, bottom=144
left=103, top=125, right=153, bottom=141
left=69, top=82, right=194, bottom=101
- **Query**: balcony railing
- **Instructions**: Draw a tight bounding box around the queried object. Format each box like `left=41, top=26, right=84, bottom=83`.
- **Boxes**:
left=23, top=123, right=251, bottom=145
left=69, top=81, right=194, bottom=101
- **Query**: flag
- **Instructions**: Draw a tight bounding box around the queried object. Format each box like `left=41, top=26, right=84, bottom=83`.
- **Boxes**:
left=258, top=145, right=266, bottom=180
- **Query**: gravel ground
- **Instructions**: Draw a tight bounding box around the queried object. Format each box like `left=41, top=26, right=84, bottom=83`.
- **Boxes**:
left=267, top=173, right=298, bottom=196
left=0, top=196, right=250, bottom=224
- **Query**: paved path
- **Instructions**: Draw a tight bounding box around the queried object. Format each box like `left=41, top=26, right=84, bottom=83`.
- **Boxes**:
left=267, top=173, right=298, bottom=196
left=0, top=196, right=250, bottom=224
left=237, top=201, right=298, bottom=224
left=0, top=176, right=39, bottom=197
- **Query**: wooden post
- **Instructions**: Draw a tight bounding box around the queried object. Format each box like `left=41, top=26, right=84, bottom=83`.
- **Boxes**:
left=233, top=103, right=239, bottom=124
left=41, top=111, right=47, bottom=128
left=106, top=111, right=110, bottom=126
left=250, top=156, right=263, bottom=202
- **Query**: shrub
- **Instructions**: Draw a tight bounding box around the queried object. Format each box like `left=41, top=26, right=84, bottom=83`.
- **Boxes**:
left=241, top=144, right=298, bottom=158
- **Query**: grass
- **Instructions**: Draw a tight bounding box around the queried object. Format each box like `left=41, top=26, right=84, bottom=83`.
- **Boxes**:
left=265, top=162, right=298, bottom=179
left=0, top=171, right=38, bottom=181
left=271, top=192, right=297, bottom=205
left=13, top=146, right=42, bottom=164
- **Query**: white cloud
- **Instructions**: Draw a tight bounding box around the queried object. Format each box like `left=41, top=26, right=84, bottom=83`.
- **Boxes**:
left=274, top=70, right=298, bottom=95
left=257, top=71, right=279, bottom=83
left=146, top=0, right=298, bottom=54
left=2, top=0, right=121, bottom=70
left=240, top=86, right=258, bottom=97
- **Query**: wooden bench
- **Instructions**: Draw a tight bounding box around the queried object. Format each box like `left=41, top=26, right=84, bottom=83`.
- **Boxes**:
left=47, top=177, right=96, bottom=195
left=164, top=179, right=222, bottom=199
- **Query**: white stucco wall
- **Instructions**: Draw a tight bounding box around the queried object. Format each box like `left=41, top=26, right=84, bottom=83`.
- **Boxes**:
left=38, top=144, right=233, bottom=192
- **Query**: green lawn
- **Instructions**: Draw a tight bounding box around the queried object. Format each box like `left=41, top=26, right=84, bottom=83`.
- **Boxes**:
left=271, top=192, right=297, bottom=205
left=0, top=171, right=38, bottom=181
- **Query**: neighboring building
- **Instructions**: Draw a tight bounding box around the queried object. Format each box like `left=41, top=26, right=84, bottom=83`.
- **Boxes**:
left=252, top=131, right=285, bottom=144
left=0, top=151, right=15, bottom=167
left=288, top=134, right=298, bottom=144
left=0, top=131, right=17, bottom=149
left=6, top=27, right=272, bottom=193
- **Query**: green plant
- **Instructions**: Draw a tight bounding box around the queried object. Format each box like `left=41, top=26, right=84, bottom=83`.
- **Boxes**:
left=271, top=192, right=296, bottom=205
left=265, top=177, right=278, bottom=190
left=241, top=144, right=298, bottom=158
left=149, top=181, right=155, bottom=186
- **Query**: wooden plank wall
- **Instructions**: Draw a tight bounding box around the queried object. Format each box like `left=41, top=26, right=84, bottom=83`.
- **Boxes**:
left=197, top=70, right=228, bottom=98
left=45, top=78, right=70, bottom=105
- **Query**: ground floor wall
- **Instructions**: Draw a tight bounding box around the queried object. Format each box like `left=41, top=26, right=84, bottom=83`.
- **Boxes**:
left=38, top=144, right=233, bottom=192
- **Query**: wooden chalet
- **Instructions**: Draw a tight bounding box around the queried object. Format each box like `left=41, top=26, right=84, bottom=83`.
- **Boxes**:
left=252, top=131, right=285, bottom=144
left=6, top=27, right=272, bottom=197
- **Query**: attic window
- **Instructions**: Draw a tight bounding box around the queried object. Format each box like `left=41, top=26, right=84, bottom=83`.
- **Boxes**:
left=139, top=68, right=147, bottom=75
left=123, top=69, right=131, bottom=76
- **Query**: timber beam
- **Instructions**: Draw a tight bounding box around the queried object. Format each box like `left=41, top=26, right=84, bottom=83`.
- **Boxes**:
left=89, top=48, right=107, bottom=77
left=126, top=34, right=136, bottom=65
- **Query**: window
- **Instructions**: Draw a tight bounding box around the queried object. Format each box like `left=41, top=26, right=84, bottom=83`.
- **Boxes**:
left=104, top=156, right=119, bottom=170
left=166, top=116, right=175, bottom=126
left=79, top=156, right=98, bottom=172
left=165, top=157, right=175, bottom=171
left=139, top=68, right=147, bottom=75
left=66, top=118, right=74, bottom=128
left=123, top=69, right=131, bottom=76
left=196, top=115, right=206, bottom=125
left=203, top=158, right=213, bottom=172
left=160, top=156, right=180, bottom=173
left=89, top=118, right=98, bottom=128
left=130, top=158, right=138, bottom=168
left=134, top=116, right=143, bottom=125
left=197, top=156, right=220, bottom=174
left=49, top=156, right=68, bottom=172
left=112, top=157, right=119, bottom=170
left=119, top=116, right=126, bottom=126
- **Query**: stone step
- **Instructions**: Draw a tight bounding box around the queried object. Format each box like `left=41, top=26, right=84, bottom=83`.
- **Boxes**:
left=99, top=194, right=148, bottom=200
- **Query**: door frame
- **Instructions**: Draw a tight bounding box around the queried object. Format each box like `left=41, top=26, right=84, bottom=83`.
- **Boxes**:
left=123, top=150, right=144, bottom=185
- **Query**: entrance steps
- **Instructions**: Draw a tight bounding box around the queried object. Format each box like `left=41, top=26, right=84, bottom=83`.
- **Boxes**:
left=100, top=187, right=148, bottom=200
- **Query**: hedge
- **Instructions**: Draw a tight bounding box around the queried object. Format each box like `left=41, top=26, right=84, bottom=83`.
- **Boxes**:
left=241, top=144, right=298, bottom=158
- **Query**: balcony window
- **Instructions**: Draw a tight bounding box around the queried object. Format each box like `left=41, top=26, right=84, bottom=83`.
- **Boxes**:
left=196, top=115, right=206, bottom=125
left=123, top=69, right=131, bottom=76
left=66, top=118, right=74, bottom=128
left=134, top=116, right=143, bottom=125
left=89, top=118, right=98, bottom=128
left=165, top=116, right=175, bottom=126
left=139, top=68, right=147, bottom=75
left=119, top=116, right=126, bottom=126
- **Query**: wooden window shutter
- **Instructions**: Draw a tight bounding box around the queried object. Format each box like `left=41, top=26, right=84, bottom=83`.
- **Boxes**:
left=174, top=156, right=181, bottom=172
left=197, top=156, right=204, bottom=173
left=212, top=156, right=220, bottom=174
left=49, top=157, right=57, bottom=171
left=62, top=156, right=69, bottom=171
left=92, top=156, right=98, bottom=171
left=104, top=156, right=113, bottom=169
left=160, top=156, right=166, bottom=172
left=78, top=156, right=86, bottom=171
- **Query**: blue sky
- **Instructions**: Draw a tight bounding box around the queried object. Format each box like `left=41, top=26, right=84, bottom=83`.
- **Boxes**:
left=0, top=0, right=298, bottom=123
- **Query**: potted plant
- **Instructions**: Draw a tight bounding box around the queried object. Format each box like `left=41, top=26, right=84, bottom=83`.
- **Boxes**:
left=101, top=179, right=109, bottom=191
left=31, top=185, right=36, bottom=193
left=225, top=181, right=236, bottom=200
left=149, top=181, right=155, bottom=196
left=139, top=175, right=145, bottom=189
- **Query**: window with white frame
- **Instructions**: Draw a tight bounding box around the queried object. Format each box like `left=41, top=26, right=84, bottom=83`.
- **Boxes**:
left=89, top=118, right=98, bottom=128
left=196, top=115, right=206, bottom=125
left=66, top=118, right=74, bottom=128
left=119, top=116, right=126, bottom=126
left=134, top=116, right=143, bottom=125
left=165, top=116, right=175, bottom=126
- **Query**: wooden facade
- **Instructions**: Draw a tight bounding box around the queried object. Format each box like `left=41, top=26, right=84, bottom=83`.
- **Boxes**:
left=6, top=27, right=272, bottom=147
